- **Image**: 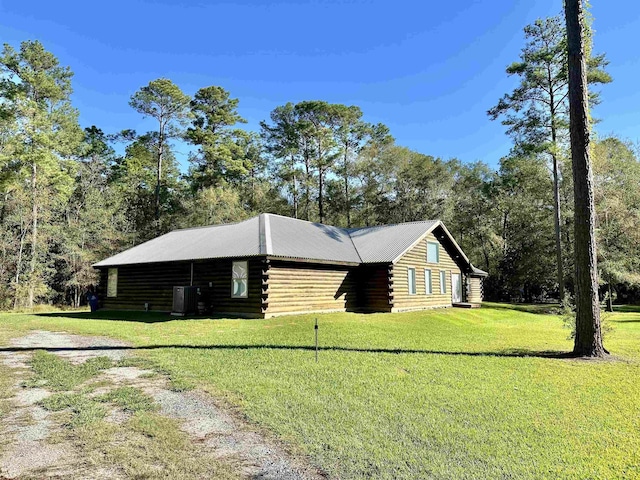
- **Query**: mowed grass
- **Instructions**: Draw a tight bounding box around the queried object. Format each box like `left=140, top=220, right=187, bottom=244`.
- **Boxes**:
left=1, top=305, right=639, bottom=479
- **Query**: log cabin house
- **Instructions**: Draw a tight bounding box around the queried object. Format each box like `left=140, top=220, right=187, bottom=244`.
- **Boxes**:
left=93, top=214, right=487, bottom=317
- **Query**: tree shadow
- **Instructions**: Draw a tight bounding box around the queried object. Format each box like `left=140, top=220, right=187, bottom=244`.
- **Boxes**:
left=483, top=302, right=561, bottom=315
left=612, top=305, right=640, bottom=313
left=0, top=343, right=575, bottom=359
left=34, top=311, right=205, bottom=324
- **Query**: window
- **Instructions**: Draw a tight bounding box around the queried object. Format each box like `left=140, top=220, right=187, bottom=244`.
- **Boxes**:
left=107, top=268, right=118, bottom=298
left=407, top=267, right=416, bottom=295
left=231, top=261, right=248, bottom=298
left=440, top=270, right=447, bottom=294
left=427, top=241, right=440, bottom=263
left=424, top=269, right=432, bottom=295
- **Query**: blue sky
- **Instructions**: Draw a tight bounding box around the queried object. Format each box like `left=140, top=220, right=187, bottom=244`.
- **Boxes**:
left=1, top=0, right=638, bottom=169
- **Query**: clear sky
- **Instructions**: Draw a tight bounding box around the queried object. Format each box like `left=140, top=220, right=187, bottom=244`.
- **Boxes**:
left=1, top=0, right=638, bottom=169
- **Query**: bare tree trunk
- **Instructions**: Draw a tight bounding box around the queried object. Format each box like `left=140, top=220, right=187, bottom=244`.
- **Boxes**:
left=548, top=69, right=565, bottom=302
left=551, top=149, right=565, bottom=302
left=303, top=148, right=311, bottom=221
left=344, top=146, right=351, bottom=227
left=318, top=167, right=324, bottom=223
left=13, top=227, right=27, bottom=309
left=290, top=153, right=298, bottom=219
left=565, top=0, right=606, bottom=357
left=155, top=130, right=163, bottom=226
left=28, top=162, right=37, bottom=308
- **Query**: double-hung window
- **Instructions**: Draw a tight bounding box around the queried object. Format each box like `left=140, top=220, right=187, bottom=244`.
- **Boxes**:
left=231, top=261, right=248, bottom=298
left=107, top=268, right=118, bottom=298
left=440, top=270, right=447, bottom=294
left=424, top=269, right=432, bottom=295
left=427, top=241, right=440, bottom=263
left=408, top=267, right=416, bottom=295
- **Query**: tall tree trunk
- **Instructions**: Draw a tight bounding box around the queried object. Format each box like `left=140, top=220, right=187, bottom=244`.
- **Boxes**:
left=155, top=130, right=163, bottom=226
left=548, top=67, right=565, bottom=302
left=304, top=151, right=311, bottom=221
left=28, top=161, right=37, bottom=308
left=318, top=168, right=324, bottom=223
left=550, top=139, right=565, bottom=302
left=13, top=227, right=27, bottom=309
left=290, top=153, right=298, bottom=219
left=552, top=154, right=564, bottom=301
left=565, top=0, right=606, bottom=357
left=344, top=147, right=351, bottom=227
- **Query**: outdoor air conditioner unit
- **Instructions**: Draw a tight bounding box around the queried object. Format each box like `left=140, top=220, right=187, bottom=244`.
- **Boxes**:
left=172, top=286, right=198, bottom=316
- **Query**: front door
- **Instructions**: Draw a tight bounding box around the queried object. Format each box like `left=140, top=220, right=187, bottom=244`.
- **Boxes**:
left=451, top=273, right=462, bottom=303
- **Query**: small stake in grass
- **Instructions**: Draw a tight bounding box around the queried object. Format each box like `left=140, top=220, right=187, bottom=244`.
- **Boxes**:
left=314, top=318, right=318, bottom=363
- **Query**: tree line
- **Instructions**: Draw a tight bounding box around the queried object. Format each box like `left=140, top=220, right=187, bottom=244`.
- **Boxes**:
left=1, top=13, right=638, bottom=310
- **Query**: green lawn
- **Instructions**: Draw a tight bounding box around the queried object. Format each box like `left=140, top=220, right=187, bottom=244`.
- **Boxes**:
left=1, top=304, right=639, bottom=479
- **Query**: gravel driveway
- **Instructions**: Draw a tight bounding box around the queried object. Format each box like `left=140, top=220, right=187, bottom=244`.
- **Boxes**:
left=0, top=330, right=324, bottom=479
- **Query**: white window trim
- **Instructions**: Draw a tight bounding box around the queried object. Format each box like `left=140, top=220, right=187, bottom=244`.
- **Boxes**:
left=427, top=241, right=440, bottom=264
left=107, top=268, right=118, bottom=298
left=231, top=260, right=249, bottom=298
left=440, top=270, right=447, bottom=294
left=407, top=267, right=417, bottom=295
left=424, top=269, right=432, bottom=295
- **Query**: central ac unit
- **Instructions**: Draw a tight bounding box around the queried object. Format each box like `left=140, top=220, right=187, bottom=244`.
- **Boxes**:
left=172, top=286, right=198, bottom=316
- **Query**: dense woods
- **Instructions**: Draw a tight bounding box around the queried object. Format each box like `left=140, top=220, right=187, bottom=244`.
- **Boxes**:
left=1, top=13, right=638, bottom=309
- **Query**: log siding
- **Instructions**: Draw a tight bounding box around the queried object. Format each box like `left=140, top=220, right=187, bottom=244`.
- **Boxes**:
left=391, top=232, right=462, bottom=311
left=97, top=258, right=265, bottom=317
left=468, top=277, right=483, bottom=304
left=265, top=260, right=358, bottom=316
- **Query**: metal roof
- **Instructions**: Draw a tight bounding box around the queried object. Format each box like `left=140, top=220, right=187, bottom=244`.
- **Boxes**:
left=94, top=214, right=478, bottom=271
left=267, top=214, right=362, bottom=263
left=93, top=216, right=262, bottom=267
left=348, top=220, right=438, bottom=263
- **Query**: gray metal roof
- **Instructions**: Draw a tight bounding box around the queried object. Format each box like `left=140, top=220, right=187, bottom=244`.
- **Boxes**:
left=267, top=215, right=362, bottom=263
left=348, top=220, right=438, bottom=263
left=93, top=216, right=261, bottom=267
left=94, top=214, right=474, bottom=269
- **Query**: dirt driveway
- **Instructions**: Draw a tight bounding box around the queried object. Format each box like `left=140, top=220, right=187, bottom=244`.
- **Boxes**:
left=0, top=330, right=324, bottom=479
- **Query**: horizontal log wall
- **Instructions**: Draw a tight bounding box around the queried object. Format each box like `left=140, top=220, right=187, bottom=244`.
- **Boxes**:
left=392, top=232, right=461, bottom=310
left=468, top=277, right=483, bottom=304
left=358, top=264, right=392, bottom=313
left=97, top=263, right=190, bottom=312
left=192, top=258, right=265, bottom=317
left=97, top=258, right=265, bottom=317
left=265, top=260, right=358, bottom=315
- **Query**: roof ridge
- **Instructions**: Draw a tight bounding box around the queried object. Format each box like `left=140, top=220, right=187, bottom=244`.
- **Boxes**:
left=170, top=216, right=255, bottom=233
left=347, top=219, right=439, bottom=232
left=264, top=213, right=347, bottom=229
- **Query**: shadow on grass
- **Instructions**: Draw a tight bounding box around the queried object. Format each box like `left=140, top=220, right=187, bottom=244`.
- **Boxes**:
left=34, top=311, right=209, bottom=324
left=0, top=343, right=575, bottom=359
left=482, top=302, right=561, bottom=315
left=612, top=305, right=640, bottom=314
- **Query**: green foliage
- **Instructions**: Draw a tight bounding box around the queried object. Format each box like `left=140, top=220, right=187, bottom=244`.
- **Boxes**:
left=129, top=78, right=190, bottom=226
left=593, top=137, right=640, bottom=292
left=0, top=40, right=82, bottom=308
